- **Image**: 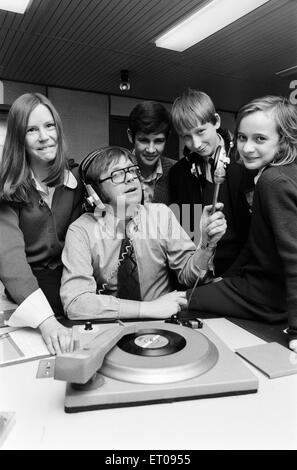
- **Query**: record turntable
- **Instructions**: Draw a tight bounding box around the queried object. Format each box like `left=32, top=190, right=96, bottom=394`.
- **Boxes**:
left=54, top=319, right=258, bottom=413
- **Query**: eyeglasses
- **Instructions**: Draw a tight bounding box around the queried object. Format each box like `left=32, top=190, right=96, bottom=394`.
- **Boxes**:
left=98, top=165, right=141, bottom=185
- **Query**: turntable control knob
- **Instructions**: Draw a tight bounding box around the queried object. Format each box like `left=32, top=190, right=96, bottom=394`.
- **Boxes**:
left=84, top=321, right=93, bottom=331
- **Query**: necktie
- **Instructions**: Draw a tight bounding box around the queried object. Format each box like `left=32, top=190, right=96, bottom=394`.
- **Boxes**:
left=188, top=152, right=207, bottom=184
left=189, top=151, right=216, bottom=183
left=209, top=157, right=215, bottom=181
left=117, top=226, right=141, bottom=301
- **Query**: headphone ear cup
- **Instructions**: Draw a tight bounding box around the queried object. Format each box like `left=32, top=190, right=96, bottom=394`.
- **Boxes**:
left=85, top=184, right=105, bottom=210
left=79, top=150, right=107, bottom=212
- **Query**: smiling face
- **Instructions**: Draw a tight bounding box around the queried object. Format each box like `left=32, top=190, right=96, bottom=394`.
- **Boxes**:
left=98, top=155, right=142, bottom=213
left=181, top=115, right=221, bottom=159
left=25, top=104, right=57, bottom=169
left=237, top=110, right=280, bottom=171
left=128, top=131, right=166, bottom=174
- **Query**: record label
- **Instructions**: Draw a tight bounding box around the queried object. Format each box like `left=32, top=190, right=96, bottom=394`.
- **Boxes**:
left=118, top=328, right=186, bottom=357
left=134, top=334, right=168, bottom=349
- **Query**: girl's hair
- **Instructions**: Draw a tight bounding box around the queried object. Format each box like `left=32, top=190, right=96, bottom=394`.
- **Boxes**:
left=128, top=101, right=171, bottom=141
left=0, top=93, right=68, bottom=203
left=82, top=146, right=134, bottom=200
left=235, top=95, right=297, bottom=166
left=171, top=88, right=218, bottom=135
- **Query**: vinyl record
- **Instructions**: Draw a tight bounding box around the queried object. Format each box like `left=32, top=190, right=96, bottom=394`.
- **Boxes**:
left=101, top=322, right=219, bottom=384
left=118, top=328, right=186, bottom=357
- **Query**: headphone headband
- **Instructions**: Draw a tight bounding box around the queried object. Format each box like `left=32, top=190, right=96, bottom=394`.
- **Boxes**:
left=79, top=148, right=106, bottom=186
left=79, top=146, right=134, bottom=186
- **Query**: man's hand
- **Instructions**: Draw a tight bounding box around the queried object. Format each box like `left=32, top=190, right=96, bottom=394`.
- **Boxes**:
left=140, top=291, right=188, bottom=319
left=39, top=316, right=72, bottom=355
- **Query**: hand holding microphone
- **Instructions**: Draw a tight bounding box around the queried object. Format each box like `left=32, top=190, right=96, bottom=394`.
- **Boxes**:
left=200, top=202, right=226, bottom=251
left=210, top=145, right=225, bottom=215
left=199, top=143, right=230, bottom=249
left=210, top=141, right=233, bottom=215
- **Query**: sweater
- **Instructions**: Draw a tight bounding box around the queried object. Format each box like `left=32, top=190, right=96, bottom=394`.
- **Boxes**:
left=0, top=167, right=84, bottom=305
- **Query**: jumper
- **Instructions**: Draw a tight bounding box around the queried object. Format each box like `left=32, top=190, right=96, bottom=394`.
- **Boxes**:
left=0, top=167, right=83, bottom=318
left=188, top=161, right=297, bottom=339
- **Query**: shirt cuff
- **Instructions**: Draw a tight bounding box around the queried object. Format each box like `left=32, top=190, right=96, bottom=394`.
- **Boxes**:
left=6, top=288, right=54, bottom=329
left=119, top=299, right=141, bottom=319
left=196, top=246, right=215, bottom=275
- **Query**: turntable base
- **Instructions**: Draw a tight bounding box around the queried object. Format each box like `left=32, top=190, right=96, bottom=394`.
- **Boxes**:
left=64, top=321, right=258, bottom=413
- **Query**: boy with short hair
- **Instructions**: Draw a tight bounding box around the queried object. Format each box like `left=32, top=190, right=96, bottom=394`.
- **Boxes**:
left=170, top=89, right=254, bottom=276
left=127, top=101, right=175, bottom=205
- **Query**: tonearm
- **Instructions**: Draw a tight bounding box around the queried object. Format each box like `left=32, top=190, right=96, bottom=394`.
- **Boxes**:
left=54, top=322, right=137, bottom=385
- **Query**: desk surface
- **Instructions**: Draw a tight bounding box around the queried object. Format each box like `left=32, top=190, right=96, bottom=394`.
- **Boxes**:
left=1, top=318, right=297, bottom=450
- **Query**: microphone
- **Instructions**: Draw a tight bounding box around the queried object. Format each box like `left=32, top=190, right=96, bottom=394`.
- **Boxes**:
left=210, top=145, right=226, bottom=215
left=38, top=198, right=45, bottom=207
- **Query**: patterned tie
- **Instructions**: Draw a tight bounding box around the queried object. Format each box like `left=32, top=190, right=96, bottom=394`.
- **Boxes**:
left=117, top=225, right=141, bottom=301
left=189, top=150, right=217, bottom=183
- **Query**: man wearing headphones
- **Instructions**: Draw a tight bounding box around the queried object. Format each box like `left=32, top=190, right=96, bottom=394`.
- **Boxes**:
left=60, top=146, right=227, bottom=320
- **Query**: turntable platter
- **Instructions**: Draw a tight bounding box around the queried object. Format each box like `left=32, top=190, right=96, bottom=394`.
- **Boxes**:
left=100, top=323, right=218, bottom=384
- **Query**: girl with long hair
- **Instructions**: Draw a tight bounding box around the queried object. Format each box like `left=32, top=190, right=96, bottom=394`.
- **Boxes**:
left=0, top=93, right=83, bottom=354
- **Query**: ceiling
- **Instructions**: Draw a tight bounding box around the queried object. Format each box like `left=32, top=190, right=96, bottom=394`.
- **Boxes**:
left=0, top=0, right=296, bottom=111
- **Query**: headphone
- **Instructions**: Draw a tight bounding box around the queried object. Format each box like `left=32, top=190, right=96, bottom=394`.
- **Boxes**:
left=79, top=148, right=108, bottom=211
left=79, top=146, right=139, bottom=211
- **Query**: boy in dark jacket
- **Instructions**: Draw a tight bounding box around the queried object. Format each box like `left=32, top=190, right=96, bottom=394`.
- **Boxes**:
left=170, top=89, right=255, bottom=276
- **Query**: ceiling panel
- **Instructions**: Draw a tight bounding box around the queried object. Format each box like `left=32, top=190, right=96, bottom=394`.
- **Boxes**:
left=0, top=0, right=296, bottom=110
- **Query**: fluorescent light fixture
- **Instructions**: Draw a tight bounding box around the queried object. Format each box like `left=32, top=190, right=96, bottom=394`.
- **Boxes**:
left=275, top=65, right=297, bottom=78
left=0, top=0, right=32, bottom=14
left=155, top=0, right=271, bottom=52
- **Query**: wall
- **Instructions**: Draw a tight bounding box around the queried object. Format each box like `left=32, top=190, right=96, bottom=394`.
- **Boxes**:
left=48, top=88, right=109, bottom=163
left=219, top=111, right=236, bottom=133
left=0, top=80, right=236, bottom=161
left=0, top=80, right=109, bottom=163
left=2, top=80, right=46, bottom=104
left=110, top=95, right=173, bottom=116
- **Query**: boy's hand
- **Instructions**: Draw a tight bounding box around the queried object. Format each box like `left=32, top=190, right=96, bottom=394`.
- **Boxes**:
left=200, top=203, right=226, bottom=249
left=140, top=291, right=188, bottom=319
left=39, top=316, right=72, bottom=355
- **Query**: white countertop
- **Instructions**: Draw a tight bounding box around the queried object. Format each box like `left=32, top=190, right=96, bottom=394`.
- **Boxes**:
left=1, top=318, right=296, bottom=450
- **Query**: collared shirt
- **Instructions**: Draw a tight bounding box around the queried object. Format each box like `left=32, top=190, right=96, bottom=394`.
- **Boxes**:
left=131, top=152, right=163, bottom=203
left=208, top=135, right=227, bottom=182
left=193, top=134, right=227, bottom=183
left=254, top=167, right=266, bottom=185
left=31, top=170, right=77, bottom=209
left=61, top=203, right=214, bottom=320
